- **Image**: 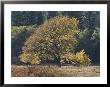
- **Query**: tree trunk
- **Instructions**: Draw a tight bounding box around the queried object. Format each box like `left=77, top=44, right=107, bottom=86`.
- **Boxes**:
left=53, top=53, right=61, bottom=67
left=55, top=57, right=61, bottom=67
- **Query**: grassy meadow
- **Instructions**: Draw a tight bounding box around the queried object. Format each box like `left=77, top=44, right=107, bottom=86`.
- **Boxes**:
left=11, top=65, right=100, bottom=77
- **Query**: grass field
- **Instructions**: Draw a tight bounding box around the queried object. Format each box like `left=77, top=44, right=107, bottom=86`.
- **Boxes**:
left=11, top=65, right=100, bottom=77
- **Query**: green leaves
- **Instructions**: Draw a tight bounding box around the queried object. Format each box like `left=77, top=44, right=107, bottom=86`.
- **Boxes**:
left=91, top=27, right=100, bottom=42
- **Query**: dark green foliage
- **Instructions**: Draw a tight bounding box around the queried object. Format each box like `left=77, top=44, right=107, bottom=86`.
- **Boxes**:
left=11, top=11, right=100, bottom=30
left=76, top=27, right=100, bottom=64
left=11, top=11, right=38, bottom=26
left=79, top=11, right=90, bottom=29
left=57, top=11, right=64, bottom=16
left=11, top=25, right=36, bottom=64
left=78, top=11, right=100, bottom=30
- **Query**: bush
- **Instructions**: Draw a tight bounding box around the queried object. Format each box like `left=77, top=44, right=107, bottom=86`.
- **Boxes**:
left=60, top=50, right=91, bottom=66
left=75, top=50, right=91, bottom=66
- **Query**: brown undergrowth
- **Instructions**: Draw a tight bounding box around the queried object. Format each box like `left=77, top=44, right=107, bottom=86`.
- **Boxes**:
left=11, top=65, right=100, bottom=77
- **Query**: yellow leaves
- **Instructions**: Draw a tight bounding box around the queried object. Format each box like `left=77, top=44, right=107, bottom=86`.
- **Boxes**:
left=74, top=29, right=80, bottom=34
left=45, top=39, right=54, bottom=46
left=20, top=16, right=81, bottom=65
left=59, top=35, right=68, bottom=40
left=48, top=41, right=53, bottom=46
left=19, top=53, right=41, bottom=64
left=75, top=49, right=91, bottom=66
left=76, top=49, right=86, bottom=60
left=19, top=53, right=31, bottom=63
left=60, top=50, right=91, bottom=66
left=60, top=53, right=76, bottom=64
left=31, top=56, right=41, bottom=64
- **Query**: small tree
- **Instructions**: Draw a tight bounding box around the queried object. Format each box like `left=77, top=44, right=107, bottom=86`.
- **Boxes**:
left=20, top=16, right=81, bottom=66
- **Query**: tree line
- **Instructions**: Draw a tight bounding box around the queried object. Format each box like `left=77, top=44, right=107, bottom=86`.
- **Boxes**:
left=11, top=11, right=100, bottom=30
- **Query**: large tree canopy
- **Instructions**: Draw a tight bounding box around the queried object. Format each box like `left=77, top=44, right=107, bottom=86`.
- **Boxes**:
left=19, top=16, right=91, bottom=66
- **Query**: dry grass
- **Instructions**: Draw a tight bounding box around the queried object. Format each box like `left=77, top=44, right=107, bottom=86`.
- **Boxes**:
left=11, top=65, right=100, bottom=77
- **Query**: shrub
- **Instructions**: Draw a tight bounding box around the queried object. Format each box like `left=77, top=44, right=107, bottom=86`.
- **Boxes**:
left=75, top=49, right=91, bottom=66
left=60, top=50, right=91, bottom=66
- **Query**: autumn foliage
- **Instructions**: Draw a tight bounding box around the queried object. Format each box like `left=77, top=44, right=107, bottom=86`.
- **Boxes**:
left=60, top=50, right=91, bottom=66
left=19, top=16, right=91, bottom=66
